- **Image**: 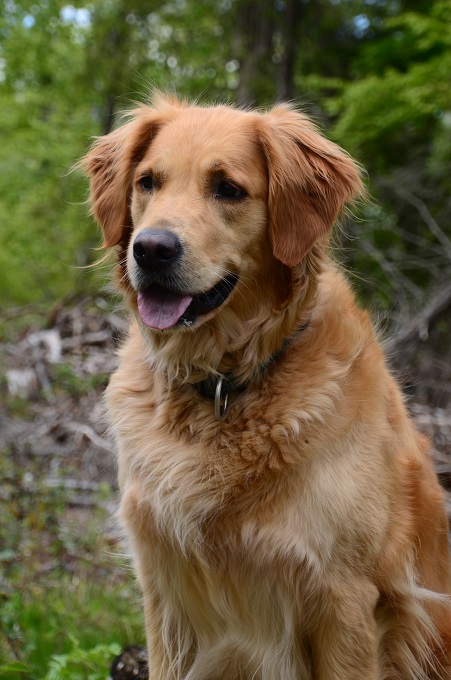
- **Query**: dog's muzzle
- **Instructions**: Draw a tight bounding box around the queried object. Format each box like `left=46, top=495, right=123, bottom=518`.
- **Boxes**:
left=132, top=229, right=238, bottom=331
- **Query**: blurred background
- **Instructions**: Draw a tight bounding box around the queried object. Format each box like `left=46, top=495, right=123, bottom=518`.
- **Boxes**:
left=1, top=1, right=450, bottom=677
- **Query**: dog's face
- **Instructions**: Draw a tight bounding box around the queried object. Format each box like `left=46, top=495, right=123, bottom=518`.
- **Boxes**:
left=128, top=107, right=270, bottom=330
left=83, top=96, right=363, bottom=333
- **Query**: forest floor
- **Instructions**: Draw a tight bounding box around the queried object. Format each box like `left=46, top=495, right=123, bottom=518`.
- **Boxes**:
left=0, top=299, right=144, bottom=678
left=1, top=297, right=451, bottom=677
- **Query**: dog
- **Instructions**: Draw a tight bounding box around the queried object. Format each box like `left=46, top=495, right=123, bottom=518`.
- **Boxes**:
left=83, top=93, right=451, bottom=679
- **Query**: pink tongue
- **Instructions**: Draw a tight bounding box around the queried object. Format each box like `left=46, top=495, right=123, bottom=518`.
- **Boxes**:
left=137, top=288, right=193, bottom=330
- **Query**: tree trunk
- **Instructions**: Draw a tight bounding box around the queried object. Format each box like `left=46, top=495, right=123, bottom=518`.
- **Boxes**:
left=277, top=0, right=304, bottom=101
left=235, top=0, right=275, bottom=105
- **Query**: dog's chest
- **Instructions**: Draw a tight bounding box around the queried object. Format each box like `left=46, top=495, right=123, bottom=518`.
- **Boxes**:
left=113, top=388, right=341, bottom=575
left=135, top=410, right=290, bottom=545
left=109, top=356, right=388, bottom=575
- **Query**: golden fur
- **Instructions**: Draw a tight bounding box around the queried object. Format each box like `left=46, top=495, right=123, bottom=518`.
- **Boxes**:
left=83, top=94, right=451, bottom=679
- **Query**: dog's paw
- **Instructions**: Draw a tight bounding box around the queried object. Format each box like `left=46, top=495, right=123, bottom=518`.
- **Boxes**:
left=110, top=645, right=148, bottom=680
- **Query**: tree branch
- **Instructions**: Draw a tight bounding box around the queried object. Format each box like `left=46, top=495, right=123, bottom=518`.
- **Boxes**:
left=388, top=281, right=451, bottom=356
left=378, top=180, right=451, bottom=261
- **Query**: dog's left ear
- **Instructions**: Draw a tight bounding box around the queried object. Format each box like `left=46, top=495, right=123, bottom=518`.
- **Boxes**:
left=258, top=105, right=364, bottom=267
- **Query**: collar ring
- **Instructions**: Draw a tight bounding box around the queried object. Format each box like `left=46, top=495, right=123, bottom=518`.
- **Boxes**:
left=214, top=376, right=229, bottom=419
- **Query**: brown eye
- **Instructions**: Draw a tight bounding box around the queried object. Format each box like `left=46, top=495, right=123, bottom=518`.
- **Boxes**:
left=139, top=175, right=155, bottom=192
left=215, top=180, right=246, bottom=201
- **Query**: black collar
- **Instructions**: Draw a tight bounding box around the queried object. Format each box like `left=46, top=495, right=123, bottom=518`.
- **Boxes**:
left=192, top=318, right=310, bottom=414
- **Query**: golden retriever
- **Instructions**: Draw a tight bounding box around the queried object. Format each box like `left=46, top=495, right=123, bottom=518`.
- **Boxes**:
left=83, top=93, right=451, bottom=679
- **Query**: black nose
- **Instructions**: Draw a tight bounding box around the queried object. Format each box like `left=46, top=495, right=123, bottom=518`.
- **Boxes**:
left=133, top=229, right=181, bottom=271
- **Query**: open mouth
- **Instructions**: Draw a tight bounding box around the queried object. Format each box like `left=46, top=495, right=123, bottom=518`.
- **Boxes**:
left=136, top=273, right=238, bottom=330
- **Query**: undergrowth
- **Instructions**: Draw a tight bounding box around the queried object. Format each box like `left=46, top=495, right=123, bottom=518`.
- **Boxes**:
left=0, top=442, right=144, bottom=679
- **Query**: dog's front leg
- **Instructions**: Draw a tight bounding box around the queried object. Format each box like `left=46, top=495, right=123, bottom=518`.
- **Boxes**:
left=120, top=485, right=169, bottom=679
left=120, top=484, right=195, bottom=680
left=310, top=578, right=380, bottom=680
left=141, top=585, right=174, bottom=680
left=141, top=585, right=196, bottom=680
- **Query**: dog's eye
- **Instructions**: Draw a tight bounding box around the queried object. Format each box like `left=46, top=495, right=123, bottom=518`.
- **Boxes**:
left=215, top=180, right=246, bottom=201
left=138, top=175, right=155, bottom=192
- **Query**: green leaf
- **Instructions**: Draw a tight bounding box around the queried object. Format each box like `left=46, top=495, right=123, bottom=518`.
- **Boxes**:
left=0, top=662, right=29, bottom=676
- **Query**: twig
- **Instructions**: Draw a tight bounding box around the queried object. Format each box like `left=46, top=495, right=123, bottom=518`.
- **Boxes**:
left=358, top=234, right=422, bottom=299
left=388, top=281, right=451, bottom=355
left=390, top=184, right=451, bottom=260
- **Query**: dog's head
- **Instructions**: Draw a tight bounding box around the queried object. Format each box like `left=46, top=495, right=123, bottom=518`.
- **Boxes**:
left=83, top=94, right=363, bottom=334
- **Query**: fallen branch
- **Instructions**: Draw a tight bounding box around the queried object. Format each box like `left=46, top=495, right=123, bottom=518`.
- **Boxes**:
left=388, top=282, right=451, bottom=357
left=61, top=330, right=113, bottom=349
left=59, top=422, right=110, bottom=451
left=44, top=477, right=101, bottom=492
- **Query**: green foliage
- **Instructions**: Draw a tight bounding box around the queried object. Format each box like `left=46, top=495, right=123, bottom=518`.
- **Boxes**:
left=0, top=564, right=140, bottom=677
left=0, top=662, right=29, bottom=678
left=0, top=0, right=98, bottom=306
left=0, top=639, right=121, bottom=680
left=329, top=5, right=451, bottom=171
left=328, top=2, right=451, bottom=316
left=43, top=640, right=121, bottom=680
left=0, top=439, right=144, bottom=677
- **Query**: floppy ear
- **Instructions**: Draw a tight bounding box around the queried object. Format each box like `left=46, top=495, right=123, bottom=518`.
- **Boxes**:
left=82, top=102, right=178, bottom=248
left=258, top=105, right=364, bottom=267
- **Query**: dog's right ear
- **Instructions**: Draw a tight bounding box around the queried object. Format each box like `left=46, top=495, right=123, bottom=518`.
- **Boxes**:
left=82, top=103, right=178, bottom=248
